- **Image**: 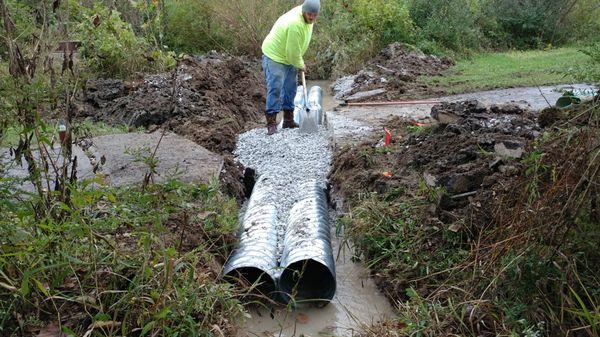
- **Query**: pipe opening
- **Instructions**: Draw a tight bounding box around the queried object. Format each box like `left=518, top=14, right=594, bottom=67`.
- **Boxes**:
left=279, top=259, right=336, bottom=303
left=225, top=267, right=277, bottom=297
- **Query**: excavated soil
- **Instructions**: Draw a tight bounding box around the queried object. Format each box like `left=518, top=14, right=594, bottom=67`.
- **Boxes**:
left=331, top=100, right=538, bottom=204
left=330, top=100, right=542, bottom=300
left=331, top=43, right=453, bottom=102
left=82, top=53, right=266, bottom=199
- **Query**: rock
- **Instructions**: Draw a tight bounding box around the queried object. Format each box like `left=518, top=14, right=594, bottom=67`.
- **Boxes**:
left=490, top=103, right=524, bottom=115
left=494, top=141, right=524, bottom=159
left=431, top=110, right=460, bottom=125
left=423, top=172, right=438, bottom=187
left=499, top=165, right=520, bottom=176
left=445, top=170, right=486, bottom=194
left=345, top=88, right=387, bottom=102
left=489, top=158, right=503, bottom=170
left=331, top=75, right=357, bottom=100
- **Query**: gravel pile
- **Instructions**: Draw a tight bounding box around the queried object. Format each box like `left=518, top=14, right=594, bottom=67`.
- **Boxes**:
left=234, top=110, right=374, bottom=259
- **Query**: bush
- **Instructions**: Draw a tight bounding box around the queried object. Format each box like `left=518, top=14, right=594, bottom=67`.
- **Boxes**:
left=75, top=3, right=176, bottom=78
left=209, top=0, right=290, bottom=57
left=486, top=0, right=568, bottom=49
left=163, top=0, right=229, bottom=54
left=410, top=0, right=483, bottom=54
left=574, top=43, right=600, bottom=83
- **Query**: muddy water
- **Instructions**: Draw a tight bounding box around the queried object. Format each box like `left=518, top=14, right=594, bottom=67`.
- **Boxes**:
left=239, top=229, right=395, bottom=337
left=238, top=80, right=395, bottom=337
left=335, top=83, right=597, bottom=127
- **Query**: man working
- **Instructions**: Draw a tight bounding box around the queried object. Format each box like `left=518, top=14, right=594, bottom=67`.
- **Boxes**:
left=261, top=0, right=320, bottom=135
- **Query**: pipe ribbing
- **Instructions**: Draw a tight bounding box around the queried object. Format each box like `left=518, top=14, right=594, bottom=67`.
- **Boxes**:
left=223, top=178, right=279, bottom=297
left=278, top=180, right=336, bottom=304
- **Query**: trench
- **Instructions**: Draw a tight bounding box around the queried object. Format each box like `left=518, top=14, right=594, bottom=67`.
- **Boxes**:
left=231, top=81, right=395, bottom=336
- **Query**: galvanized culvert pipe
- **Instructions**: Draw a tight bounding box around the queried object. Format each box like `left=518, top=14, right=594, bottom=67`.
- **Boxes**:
left=292, top=85, right=323, bottom=126
left=223, top=178, right=279, bottom=298
left=278, top=181, right=336, bottom=305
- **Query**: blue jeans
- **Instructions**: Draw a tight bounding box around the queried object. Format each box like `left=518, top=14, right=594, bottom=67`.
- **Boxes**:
left=262, top=55, right=297, bottom=115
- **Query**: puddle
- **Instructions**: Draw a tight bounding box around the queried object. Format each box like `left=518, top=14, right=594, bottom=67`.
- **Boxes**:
left=238, top=226, right=395, bottom=337
left=334, top=83, right=598, bottom=128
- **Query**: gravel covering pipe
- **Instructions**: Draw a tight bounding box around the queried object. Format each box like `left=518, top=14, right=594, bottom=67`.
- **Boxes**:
left=223, top=177, right=279, bottom=297
left=278, top=180, right=336, bottom=304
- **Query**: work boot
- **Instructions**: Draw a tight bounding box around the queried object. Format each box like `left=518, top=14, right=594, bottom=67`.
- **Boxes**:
left=265, top=113, right=278, bottom=135
left=282, top=109, right=299, bottom=128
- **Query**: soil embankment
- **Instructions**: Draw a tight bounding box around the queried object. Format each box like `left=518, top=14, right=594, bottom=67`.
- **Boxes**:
left=82, top=53, right=266, bottom=198
left=331, top=43, right=453, bottom=102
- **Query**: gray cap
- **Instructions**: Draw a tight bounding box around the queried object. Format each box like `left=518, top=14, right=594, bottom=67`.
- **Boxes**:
left=302, top=0, right=320, bottom=14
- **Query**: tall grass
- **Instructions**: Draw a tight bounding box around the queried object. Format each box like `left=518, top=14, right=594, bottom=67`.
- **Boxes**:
left=0, top=180, right=245, bottom=336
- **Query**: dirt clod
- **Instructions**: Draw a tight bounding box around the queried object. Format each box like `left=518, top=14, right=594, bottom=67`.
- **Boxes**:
left=331, top=43, right=454, bottom=101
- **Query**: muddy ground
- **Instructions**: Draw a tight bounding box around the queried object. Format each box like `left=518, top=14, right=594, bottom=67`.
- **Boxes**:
left=81, top=53, right=266, bottom=198
left=331, top=43, right=453, bottom=102
left=329, top=99, right=543, bottom=296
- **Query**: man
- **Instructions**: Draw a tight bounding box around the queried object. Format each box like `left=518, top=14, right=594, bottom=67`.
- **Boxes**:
left=261, top=0, right=320, bottom=135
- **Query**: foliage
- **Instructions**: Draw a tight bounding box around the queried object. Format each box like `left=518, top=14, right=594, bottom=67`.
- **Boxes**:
left=163, top=0, right=229, bottom=54
left=0, top=180, right=245, bottom=336
left=485, top=0, right=573, bottom=49
left=337, top=102, right=600, bottom=335
left=75, top=2, right=175, bottom=78
left=410, top=0, right=483, bottom=55
left=208, top=0, right=290, bottom=57
left=574, top=42, right=600, bottom=83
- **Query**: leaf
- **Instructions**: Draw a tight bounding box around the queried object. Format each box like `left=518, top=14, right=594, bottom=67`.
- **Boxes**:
left=34, top=278, right=50, bottom=297
left=448, top=224, right=462, bottom=232
left=21, top=274, right=30, bottom=296
left=36, top=322, right=65, bottom=337
left=296, top=313, right=309, bottom=324
left=140, top=321, right=155, bottom=337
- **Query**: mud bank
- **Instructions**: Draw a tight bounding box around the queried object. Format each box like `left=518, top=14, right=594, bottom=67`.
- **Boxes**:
left=331, top=43, right=453, bottom=102
left=82, top=53, right=266, bottom=198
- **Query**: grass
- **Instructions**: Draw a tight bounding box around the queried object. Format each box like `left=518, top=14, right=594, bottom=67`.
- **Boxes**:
left=333, top=102, right=600, bottom=336
left=423, top=47, right=591, bottom=94
left=0, top=179, right=245, bottom=336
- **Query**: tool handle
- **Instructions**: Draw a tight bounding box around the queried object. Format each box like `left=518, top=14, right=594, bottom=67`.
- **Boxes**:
left=301, top=70, right=308, bottom=104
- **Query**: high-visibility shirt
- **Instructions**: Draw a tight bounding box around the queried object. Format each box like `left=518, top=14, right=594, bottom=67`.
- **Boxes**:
left=261, top=6, right=313, bottom=69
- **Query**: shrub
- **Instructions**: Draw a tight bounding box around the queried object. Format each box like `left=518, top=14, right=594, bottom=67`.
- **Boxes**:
left=486, top=0, right=569, bottom=49
left=574, top=43, right=600, bottom=83
left=410, top=0, right=483, bottom=54
left=209, top=0, right=290, bottom=57
left=75, top=3, right=175, bottom=78
left=163, top=0, right=229, bottom=54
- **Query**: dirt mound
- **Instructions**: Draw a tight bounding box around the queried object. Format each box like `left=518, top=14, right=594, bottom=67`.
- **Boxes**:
left=331, top=100, right=539, bottom=220
left=83, top=53, right=266, bottom=199
left=331, top=43, right=453, bottom=102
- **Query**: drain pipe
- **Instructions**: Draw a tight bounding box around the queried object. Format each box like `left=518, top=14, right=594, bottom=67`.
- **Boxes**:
left=278, top=180, right=336, bottom=305
left=293, top=85, right=306, bottom=125
left=223, top=177, right=279, bottom=297
left=307, top=86, right=324, bottom=125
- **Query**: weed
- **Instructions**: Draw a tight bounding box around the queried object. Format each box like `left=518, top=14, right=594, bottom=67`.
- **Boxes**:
left=0, top=180, right=244, bottom=335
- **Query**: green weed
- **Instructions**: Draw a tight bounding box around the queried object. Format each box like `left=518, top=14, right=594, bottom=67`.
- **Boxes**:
left=0, top=180, right=244, bottom=336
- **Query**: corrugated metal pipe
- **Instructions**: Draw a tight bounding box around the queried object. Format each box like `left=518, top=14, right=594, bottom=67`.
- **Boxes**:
left=278, top=180, right=336, bottom=305
left=223, top=177, right=279, bottom=298
left=307, top=86, right=324, bottom=126
left=293, top=85, right=323, bottom=126
left=223, top=179, right=336, bottom=305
